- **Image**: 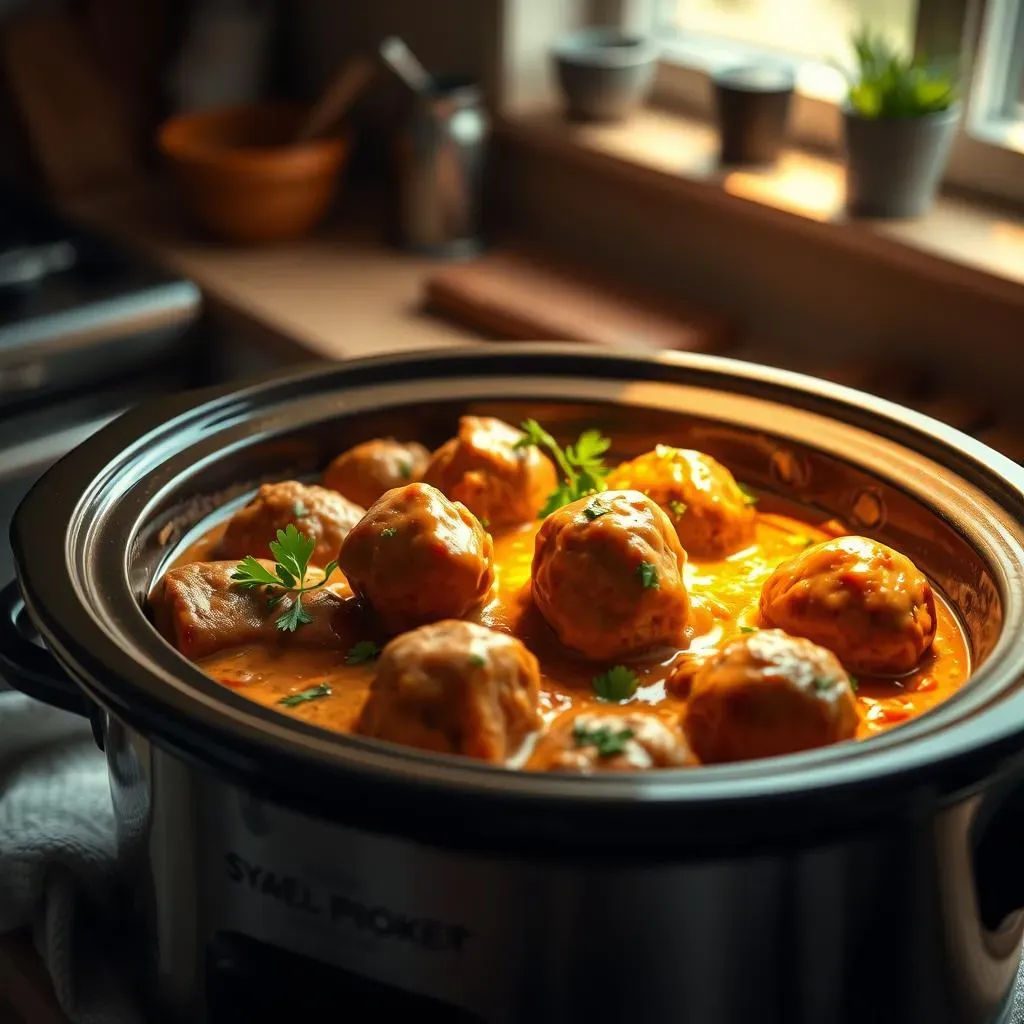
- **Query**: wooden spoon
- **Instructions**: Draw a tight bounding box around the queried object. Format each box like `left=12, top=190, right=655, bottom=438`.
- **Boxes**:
left=294, top=56, right=375, bottom=143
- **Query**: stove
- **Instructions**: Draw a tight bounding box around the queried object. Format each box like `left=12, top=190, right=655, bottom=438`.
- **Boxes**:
left=0, top=183, right=201, bottom=585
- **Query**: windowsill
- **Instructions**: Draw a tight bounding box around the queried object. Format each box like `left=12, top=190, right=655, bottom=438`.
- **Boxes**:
left=499, top=104, right=1024, bottom=307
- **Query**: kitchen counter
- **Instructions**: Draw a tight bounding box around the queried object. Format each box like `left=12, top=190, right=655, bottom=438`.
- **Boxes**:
left=64, top=181, right=484, bottom=366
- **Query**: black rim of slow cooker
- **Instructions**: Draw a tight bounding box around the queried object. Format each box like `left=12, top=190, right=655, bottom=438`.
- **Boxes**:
left=13, top=345, right=1024, bottom=856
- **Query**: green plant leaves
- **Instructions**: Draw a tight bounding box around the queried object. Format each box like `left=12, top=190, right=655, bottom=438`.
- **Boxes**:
left=845, top=26, right=956, bottom=119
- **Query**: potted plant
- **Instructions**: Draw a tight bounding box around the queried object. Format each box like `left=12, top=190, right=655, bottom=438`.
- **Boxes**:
left=839, top=28, right=959, bottom=219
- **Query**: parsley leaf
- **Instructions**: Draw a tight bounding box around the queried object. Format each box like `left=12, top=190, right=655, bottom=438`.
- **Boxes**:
left=468, top=653, right=486, bottom=667
left=270, top=524, right=315, bottom=586
left=812, top=676, right=835, bottom=693
left=538, top=481, right=574, bottom=520
left=346, top=640, right=381, bottom=665
left=279, top=683, right=332, bottom=707
left=592, top=665, right=640, bottom=702
left=478, top=516, right=490, bottom=530
left=737, top=482, right=759, bottom=506
left=636, top=561, right=659, bottom=589
left=573, top=720, right=635, bottom=757
left=848, top=674, right=859, bottom=692
left=230, top=556, right=281, bottom=590
left=515, top=419, right=611, bottom=517
left=668, top=499, right=687, bottom=517
left=381, top=526, right=397, bottom=538
left=583, top=497, right=613, bottom=520
left=230, top=525, right=337, bottom=632
left=398, top=460, right=412, bottom=479
left=276, top=599, right=314, bottom=632
left=292, top=500, right=308, bottom=519
left=739, top=625, right=757, bottom=634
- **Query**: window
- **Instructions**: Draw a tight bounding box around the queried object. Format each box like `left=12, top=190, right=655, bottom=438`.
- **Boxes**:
left=969, top=0, right=1024, bottom=152
left=649, top=0, right=1024, bottom=204
left=661, top=0, right=917, bottom=66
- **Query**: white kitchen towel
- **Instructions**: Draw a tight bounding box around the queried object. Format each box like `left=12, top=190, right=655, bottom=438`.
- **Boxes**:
left=0, top=691, right=142, bottom=1024
left=4, top=687, right=1024, bottom=1024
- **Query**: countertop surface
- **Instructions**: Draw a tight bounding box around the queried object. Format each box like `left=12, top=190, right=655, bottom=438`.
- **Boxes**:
left=65, top=182, right=484, bottom=364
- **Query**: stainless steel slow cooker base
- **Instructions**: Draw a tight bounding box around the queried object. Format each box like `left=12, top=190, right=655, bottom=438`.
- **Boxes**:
left=108, top=714, right=1022, bottom=1024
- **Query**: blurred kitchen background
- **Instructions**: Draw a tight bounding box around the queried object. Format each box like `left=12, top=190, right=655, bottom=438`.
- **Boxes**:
left=0, top=0, right=1022, bottom=593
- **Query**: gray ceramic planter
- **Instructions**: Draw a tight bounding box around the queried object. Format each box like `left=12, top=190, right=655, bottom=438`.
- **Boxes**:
left=552, top=28, right=657, bottom=123
left=843, top=104, right=960, bottom=219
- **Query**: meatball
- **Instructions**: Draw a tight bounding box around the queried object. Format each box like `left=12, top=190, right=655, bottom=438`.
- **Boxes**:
left=356, top=620, right=541, bottom=762
left=532, top=710, right=694, bottom=773
left=758, top=536, right=937, bottom=675
left=605, top=446, right=756, bottom=559
left=684, top=629, right=859, bottom=764
left=531, top=490, right=690, bottom=660
left=423, top=416, right=558, bottom=527
left=218, top=481, right=364, bottom=568
left=150, top=560, right=346, bottom=659
left=323, top=438, right=430, bottom=508
left=338, top=482, right=494, bottom=634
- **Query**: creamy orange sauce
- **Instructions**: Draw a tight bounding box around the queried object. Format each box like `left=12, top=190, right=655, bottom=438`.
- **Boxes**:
left=180, top=505, right=969, bottom=757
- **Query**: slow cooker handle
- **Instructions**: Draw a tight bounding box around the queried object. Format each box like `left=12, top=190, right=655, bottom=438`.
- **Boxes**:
left=0, top=579, right=93, bottom=719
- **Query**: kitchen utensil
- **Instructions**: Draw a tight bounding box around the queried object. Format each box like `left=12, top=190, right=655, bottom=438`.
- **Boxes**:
left=157, top=102, right=349, bottom=245
left=394, top=77, right=488, bottom=256
left=379, top=35, right=433, bottom=95
left=294, top=56, right=375, bottom=143
left=4, top=346, right=1024, bottom=1024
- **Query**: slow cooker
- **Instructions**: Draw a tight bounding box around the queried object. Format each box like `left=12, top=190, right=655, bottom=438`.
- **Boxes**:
left=3, top=346, right=1024, bottom=1023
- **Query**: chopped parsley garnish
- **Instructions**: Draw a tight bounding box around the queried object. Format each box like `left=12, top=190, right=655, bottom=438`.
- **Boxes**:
left=346, top=640, right=381, bottom=665
left=812, top=676, right=835, bottom=693
left=739, top=625, right=757, bottom=634
left=292, top=500, right=308, bottom=518
left=398, top=460, right=413, bottom=479
left=381, top=526, right=398, bottom=538
left=468, top=653, right=487, bottom=667
left=478, top=516, right=490, bottom=530
left=848, top=674, right=859, bottom=692
left=279, top=683, right=332, bottom=707
left=230, top=524, right=337, bottom=632
left=668, top=500, right=687, bottom=517
left=583, top=497, right=613, bottom=521
left=737, top=482, right=759, bottom=506
left=573, top=720, right=635, bottom=757
left=636, top=561, right=659, bottom=589
left=592, top=665, right=640, bottom=702
left=514, top=419, right=611, bottom=518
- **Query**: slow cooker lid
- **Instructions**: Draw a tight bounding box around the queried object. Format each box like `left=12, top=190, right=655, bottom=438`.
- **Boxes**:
left=13, top=346, right=1024, bottom=849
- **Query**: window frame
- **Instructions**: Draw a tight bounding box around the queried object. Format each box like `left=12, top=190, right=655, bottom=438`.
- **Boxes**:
left=616, top=0, right=1024, bottom=207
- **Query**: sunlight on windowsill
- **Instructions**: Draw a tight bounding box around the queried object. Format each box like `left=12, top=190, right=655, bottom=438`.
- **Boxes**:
left=501, top=105, right=1024, bottom=295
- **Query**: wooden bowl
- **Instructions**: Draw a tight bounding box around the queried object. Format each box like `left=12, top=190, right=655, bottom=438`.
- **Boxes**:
left=157, top=103, right=350, bottom=244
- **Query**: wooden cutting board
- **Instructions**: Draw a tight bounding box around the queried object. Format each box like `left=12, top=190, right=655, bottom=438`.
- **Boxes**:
left=0, top=11, right=142, bottom=199
left=422, top=251, right=736, bottom=352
